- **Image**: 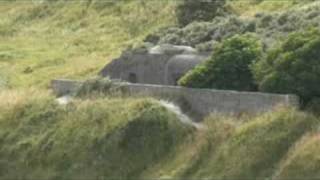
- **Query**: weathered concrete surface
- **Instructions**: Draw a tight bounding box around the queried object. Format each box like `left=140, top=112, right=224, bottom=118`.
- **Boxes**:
left=99, top=45, right=210, bottom=86
left=51, top=79, right=82, bottom=96
left=100, top=53, right=172, bottom=85
left=51, top=79, right=300, bottom=120
left=148, top=44, right=198, bottom=55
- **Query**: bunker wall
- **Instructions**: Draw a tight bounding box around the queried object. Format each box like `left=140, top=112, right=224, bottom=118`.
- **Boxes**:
left=51, top=79, right=300, bottom=118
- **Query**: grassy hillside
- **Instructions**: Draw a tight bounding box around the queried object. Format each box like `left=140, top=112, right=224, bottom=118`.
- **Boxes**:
left=229, top=0, right=308, bottom=17
left=0, top=0, right=176, bottom=88
left=0, top=89, right=194, bottom=179
left=0, top=0, right=314, bottom=89
left=1, top=1, right=320, bottom=179
left=1, top=90, right=320, bottom=179
left=274, top=133, right=320, bottom=179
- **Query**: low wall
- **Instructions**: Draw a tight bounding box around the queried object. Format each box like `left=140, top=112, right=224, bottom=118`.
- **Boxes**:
left=51, top=79, right=82, bottom=96
left=51, top=79, right=300, bottom=119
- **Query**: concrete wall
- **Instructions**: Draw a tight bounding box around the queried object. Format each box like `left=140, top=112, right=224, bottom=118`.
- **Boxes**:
left=51, top=79, right=300, bottom=120
left=51, top=79, right=83, bottom=96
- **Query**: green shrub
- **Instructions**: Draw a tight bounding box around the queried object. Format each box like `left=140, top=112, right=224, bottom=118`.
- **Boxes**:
left=253, top=28, right=320, bottom=102
left=176, top=0, right=225, bottom=26
left=178, top=34, right=262, bottom=91
left=305, top=98, right=320, bottom=116
left=76, top=77, right=124, bottom=98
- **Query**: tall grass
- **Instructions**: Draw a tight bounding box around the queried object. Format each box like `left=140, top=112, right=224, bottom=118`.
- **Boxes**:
left=140, top=108, right=320, bottom=179
left=0, top=89, right=319, bottom=179
left=273, top=133, right=320, bottom=179
left=0, top=90, right=193, bottom=179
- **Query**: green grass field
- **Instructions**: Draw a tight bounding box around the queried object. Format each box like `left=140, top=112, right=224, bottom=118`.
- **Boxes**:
left=0, top=0, right=176, bottom=88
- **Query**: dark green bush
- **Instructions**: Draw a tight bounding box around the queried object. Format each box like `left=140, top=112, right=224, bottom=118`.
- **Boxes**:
left=176, top=0, right=225, bottom=26
left=178, top=34, right=262, bottom=91
left=253, top=28, right=320, bottom=102
left=305, top=98, right=320, bottom=116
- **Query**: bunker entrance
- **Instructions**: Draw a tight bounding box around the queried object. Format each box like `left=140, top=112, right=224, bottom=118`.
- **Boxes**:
left=128, top=73, right=137, bottom=83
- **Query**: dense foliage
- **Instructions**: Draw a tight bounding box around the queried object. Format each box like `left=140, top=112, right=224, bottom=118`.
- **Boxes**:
left=253, top=29, right=320, bottom=102
left=176, top=0, right=225, bottom=26
left=178, top=34, right=262, bottom=91
left=145, top=3, right=320, bottom=51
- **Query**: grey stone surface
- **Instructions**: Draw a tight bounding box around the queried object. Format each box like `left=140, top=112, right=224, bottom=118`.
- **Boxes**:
left=51, top=79, right=82, bottom=96
left=51, top=79, right=300, bottom=120
left=99, top=45, right=209, bottom=86
left=148, top=44, right=198, bottom=55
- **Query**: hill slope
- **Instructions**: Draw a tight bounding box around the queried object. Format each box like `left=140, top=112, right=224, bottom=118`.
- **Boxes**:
left=1, top=1, right=320, bottom=180
left=0, top=90, right=194, bottom=179
left=0, top=0, right=313, bottom=89
left=1, top=90, right=319, bottom=179
left=0, top=0, right=176, bottom=88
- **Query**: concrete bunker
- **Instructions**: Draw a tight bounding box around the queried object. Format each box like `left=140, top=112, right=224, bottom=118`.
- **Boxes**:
left=100, top=44, right=210, bottom=86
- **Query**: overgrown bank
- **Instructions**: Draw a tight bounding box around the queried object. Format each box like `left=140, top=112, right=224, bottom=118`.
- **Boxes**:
left=0, top=90, right=193, bottom=179
left=0, top=90, right=320, bottom=179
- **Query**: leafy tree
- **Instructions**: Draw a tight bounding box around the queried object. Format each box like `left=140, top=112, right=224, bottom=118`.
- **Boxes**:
left=176, top=0, right=225, bottom=26
left=253, top=28, right=320, bottom=102
left=179, top=34, right=262, bottom=91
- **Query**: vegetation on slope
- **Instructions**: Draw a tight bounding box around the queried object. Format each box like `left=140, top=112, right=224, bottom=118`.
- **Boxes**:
left=254, top=28, right=320, bottom=103
left=1, top=0, right=320, bottom=179
left=273, top=133, right=320, bottom=179
left=228, top=0, right=313, bottom=17
left=194, top=108, right=318, bottom=179
left=0, top=0, right=316, bottom=89
left=0, top=90, right=320, bottom=179
left=141, top=108, right=320, bottom=180
left=0, top=89, right=193, bottom=179
left=176, top=0, right=226, bottom=26
left=147, top=1, right=320, bottom=51
left=179, top=33, right=262, bottom=91
left=180, top=27, right=320, bottom=105
left=0, top=0, right=176, bottom=88
left=2, top=71, right=319, bottom=180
